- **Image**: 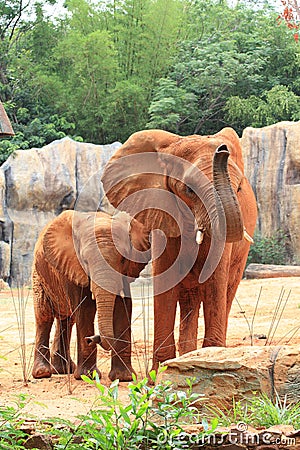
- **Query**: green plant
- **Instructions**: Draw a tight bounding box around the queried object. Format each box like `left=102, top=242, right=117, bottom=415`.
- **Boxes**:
left=0, top=394, right=28, bottom=449
left=247, top=229, right=292, bottom=265
left=64, top=369, right=213, bottom=450
left=207, top=392, right=300, bottom=429
left=205, top=397, right=254, bottom=427
left=248, top=393, right=300, bottom=428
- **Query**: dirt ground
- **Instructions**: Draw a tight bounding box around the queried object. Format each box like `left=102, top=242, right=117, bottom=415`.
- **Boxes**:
left=0, top=277, right=299, bottom=422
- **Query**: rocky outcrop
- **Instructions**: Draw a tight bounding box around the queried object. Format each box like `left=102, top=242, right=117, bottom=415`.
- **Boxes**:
left=0, top=137, right=121, bottom=285
left=241, top=121, right=300, bottom=263
left=158, top=345, right=300, bottom=409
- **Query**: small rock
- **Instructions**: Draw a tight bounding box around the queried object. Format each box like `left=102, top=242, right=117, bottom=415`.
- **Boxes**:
left=220, top=444, right=247, bottom=450
left=265, top=424, right=295, bottom=436
left=256, top=446, right=279, bottom=450
left=24, top=434, right=53, bottom=449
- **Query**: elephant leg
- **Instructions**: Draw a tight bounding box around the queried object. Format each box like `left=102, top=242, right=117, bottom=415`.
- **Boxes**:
left=32, top=318, right=53, bottom=379
left=201, top=275, right=228, bottom=347
left=178, top=285, right=201, bottom=355
left=50, top=317, right=75, bottom=375
left=201, top=284, right=227, bottom=347
left=226, top=240, right=251, bottom=320
left=151, top=289, right=178, bottom=372
left=109, top=293, right=135, bottom=382
left=74, top=292, right=99, bottom=380
left=32, top=273, right=54, bottom=379
left=201, top=251, right=231, bottom=347
left=151, top=237, right=180, bottom=372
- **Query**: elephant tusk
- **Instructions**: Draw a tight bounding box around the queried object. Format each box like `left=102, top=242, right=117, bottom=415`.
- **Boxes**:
left=85, top=335, right=101, bottom=346
left=196, top=230, right=204, bottom=245
left=244, top=228, right=254, bottom=244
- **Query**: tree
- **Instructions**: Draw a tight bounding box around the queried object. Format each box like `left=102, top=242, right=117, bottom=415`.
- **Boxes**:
left=225, top=85, right=300, bottom=130
left=147, top=78, right=197, bottom=132
left=1, top=0, right=300, bottom=163
left=46, top=0, right=185, bottom=143
left=277, top=0, right=300, bottom=40
left=147, top=0, right=300, bottom=135
left=102, top=80, right=148, bottom=143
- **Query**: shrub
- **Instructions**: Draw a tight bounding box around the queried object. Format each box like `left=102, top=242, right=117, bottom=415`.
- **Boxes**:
left=207, top=392, right=300, bottom=429
left=0, top=394, right=28, bottom=449
left=247, top=229, right=292, bottom=265
left=75, top=370, right=210, bottom=449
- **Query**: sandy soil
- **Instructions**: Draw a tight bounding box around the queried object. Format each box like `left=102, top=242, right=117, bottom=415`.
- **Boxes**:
left=0, top=277, right=299, bottom=422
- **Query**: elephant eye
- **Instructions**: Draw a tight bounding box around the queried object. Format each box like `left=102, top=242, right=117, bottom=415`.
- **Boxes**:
left=185, top=185, right=195, bottom=196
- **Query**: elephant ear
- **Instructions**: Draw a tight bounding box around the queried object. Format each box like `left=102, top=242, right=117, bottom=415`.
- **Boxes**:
left=102, top=129, right=182, bottom=237
left=129, top=217, right=151, bottom=253
left=214, top=127, right=245, bottom=173
left=91, top=211, right=149, bottom=260
left=43, top=210, right=89, bottom=287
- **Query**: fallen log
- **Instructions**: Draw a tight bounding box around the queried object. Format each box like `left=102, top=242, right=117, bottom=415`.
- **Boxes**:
left=245, top=263, right=300, bottom=279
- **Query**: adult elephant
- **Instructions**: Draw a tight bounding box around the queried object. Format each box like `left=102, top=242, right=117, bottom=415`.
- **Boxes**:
left=102, top=127, right=257, bottom=371
left=32, top=210, right=150, bottom=381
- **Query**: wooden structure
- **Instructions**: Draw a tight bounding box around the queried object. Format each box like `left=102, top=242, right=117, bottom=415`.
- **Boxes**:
left=0, top=101, right=14, bottom=137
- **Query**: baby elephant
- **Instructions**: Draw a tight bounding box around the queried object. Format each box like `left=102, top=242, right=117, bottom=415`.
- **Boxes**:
left=32, top=210, right=150, bottom=382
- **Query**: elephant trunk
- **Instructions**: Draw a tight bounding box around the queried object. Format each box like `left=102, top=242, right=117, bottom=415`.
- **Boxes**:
left=92, top=282, right=116, bottom=351
left=85, top=334, right=101, bottom=346
left=213, top=144, right=244, bottom=242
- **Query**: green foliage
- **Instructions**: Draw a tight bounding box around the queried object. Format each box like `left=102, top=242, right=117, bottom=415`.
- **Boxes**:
left=103, top=80, right=148, bottom=143
left=1, top=375, right=300, bottom=448
left=0, top=111, right=83, bottom=165
left=225, top=85, right=300, bottom=132
left=147, top=78, right=197, bottom=132
left=0, top=371, right=207, bottom=449
left=0, top=394, right=28, bottom=449
left=148, top=1, right=300, bottom=135
left=75, top=369, right=209, bottom=449
left=1, top=0, right=300, bottom=158
left=249, top=393, right=300, bottom=428
left=209, top=393, right=300, bottom=429
left=247, top=229, right=292, bottom=265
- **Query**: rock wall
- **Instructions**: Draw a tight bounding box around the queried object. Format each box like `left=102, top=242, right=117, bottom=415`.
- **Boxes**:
left=241, top=121, right=300, bottom=263
left=1, top=122, right=300, bottom=284
left=0, top=137, right=121, bottom=285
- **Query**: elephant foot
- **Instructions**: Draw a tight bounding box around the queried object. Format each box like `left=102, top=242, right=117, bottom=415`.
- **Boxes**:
left=50, top=352, right=76, bottom=375
left=74, top=365, right=101, bottom=380
left=109, top=364, right=136, bottom=382
left=32, top=360, right=52, bottom=379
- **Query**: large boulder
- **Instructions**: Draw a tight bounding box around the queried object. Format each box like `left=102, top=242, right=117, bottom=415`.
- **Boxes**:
left=241, top=121, right=300, bottom=263
left=158, top=345, right=300, bottom=409
left=0, top=137, right=121, bottom=285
